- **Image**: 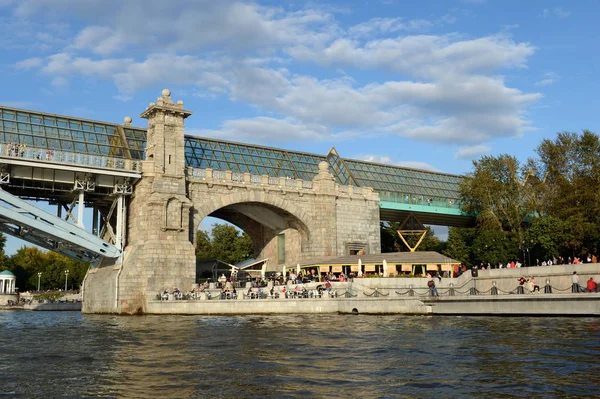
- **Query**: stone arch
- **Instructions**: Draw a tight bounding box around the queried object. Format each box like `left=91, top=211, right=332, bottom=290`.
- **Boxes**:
left=191, top=189, right=314, bottom=236
left=190, top=188, right=315, bottom=264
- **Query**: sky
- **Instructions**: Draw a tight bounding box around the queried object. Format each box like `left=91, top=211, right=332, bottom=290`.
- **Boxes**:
left=1, top=0, right=599, bottom=253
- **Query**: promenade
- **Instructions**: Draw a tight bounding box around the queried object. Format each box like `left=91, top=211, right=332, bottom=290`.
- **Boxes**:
left=146, top=263, right=600, bottom=316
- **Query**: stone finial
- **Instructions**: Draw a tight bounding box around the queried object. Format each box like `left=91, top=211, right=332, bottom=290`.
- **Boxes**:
left=141, top=89, right=192, bottom=119
left=157, top=88, right=174, bottom=105
left=124, top=116, right=132, bottom=125
left=313, top=161, right=335, bottom=183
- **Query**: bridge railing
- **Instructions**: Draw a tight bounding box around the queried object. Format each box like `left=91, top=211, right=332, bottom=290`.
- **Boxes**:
left=379, top=191, right=462, bottom=210
left=0, top=143, right=142, bottom=172
left=189, top=167, right=314, bottom=189
left=188, top=167, right=371, bottom=195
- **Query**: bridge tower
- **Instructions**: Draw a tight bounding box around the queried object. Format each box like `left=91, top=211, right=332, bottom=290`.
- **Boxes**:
left=83, top=89, right=196, bottom=314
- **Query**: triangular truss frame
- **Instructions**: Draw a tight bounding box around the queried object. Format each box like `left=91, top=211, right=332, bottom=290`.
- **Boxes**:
left=397, top=213, right=427, bottom=252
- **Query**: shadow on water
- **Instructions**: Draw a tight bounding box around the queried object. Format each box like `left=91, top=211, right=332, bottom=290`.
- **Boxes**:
left=1, top=312, right=600, bottom=398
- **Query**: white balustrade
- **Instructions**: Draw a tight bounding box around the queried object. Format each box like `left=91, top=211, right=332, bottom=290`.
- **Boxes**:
left=0, top=143, right=141, bottom=172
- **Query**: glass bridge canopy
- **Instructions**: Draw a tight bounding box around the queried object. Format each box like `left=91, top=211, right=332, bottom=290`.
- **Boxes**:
left=0, top=106, right=462, bottom=201
left=0, top=106, right=146, bottom=160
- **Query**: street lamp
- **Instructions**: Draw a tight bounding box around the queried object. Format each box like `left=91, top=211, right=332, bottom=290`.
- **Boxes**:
left=37, top=272, right=42, bottom=291
left=64, top=270, right=69, bottom=292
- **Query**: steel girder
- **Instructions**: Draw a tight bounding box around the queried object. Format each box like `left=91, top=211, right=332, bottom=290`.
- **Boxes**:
left=0, top=189, right=121, bottom=264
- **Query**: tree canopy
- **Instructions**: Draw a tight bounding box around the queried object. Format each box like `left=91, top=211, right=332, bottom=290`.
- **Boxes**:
left=196, top=223, right=254, bottom=265
left=3, top=246, right=89, bottom=291
left=450, top=130, right=600, bottom=266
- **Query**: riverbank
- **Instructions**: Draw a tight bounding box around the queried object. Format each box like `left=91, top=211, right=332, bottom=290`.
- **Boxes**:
left=140, top=263, right=600, bottom=316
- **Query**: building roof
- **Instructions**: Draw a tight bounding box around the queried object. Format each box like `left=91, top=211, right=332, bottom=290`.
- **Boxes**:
left=298, top=251, right=459, bottom=266
left=0, top=270, right=15, bottom=277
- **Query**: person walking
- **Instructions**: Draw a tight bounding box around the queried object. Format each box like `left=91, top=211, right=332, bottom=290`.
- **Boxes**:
left=428, top=279, right=439, bottom=297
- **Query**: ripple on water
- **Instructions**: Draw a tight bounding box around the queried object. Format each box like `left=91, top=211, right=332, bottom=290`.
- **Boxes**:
left=2, top=314, right=600, bottom=398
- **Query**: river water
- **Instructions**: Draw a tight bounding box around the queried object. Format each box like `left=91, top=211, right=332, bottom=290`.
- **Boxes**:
left=1, top=312, right=599, bottom=398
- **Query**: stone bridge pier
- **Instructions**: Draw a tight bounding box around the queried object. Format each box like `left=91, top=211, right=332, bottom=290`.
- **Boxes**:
left=83, top=90, right=381, bottom=314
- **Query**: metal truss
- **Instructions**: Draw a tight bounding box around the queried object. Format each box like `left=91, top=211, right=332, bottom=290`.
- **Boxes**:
left=0, top=188, right=121, bottom=264
left=0, top=106, right=146, bottom=161
left=397, top=213, right=428, bottom=252
left=0, top=105, right=463, bottom=204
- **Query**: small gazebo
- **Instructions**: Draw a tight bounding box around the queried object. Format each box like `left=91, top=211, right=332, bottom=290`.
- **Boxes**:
left=0, top=270, right=16, bottom=294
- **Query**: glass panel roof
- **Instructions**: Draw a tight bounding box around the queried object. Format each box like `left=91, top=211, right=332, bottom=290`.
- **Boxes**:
left=0, top=107, right=146, bottom=160
left=0, top=106, right=462, bottom=200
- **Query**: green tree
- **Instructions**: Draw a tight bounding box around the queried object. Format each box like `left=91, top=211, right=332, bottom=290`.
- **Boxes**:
left=196, top=223, right=254, bottom=265
left=5, top=246, right=88, bottom=291
left=523, top=216, right=563, bottom=262
left=461, top=155, right=532, bottom=243
left=443, top=227, right=471, bottom=265
left=0, top=232, right=6, bottom=270
left=195, top=230, right=213, bottom=259
left=471, top=229, right=517, bottom=266
left=6, top=247, right=45, bottom=290
left=535, top=130, right=600, bottom=256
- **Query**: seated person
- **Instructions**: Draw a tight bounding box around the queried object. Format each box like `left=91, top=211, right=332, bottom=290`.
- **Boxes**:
left=530, top=276, right=540, bottom=292
left=324, top=280, right=332, bottom=292
left=587, top=277, right=598, bottom=293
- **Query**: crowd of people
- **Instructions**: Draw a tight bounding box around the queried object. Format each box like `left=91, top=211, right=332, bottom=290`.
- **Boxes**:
left=470, top=254, right=598, bottom=271
left=4, top=142, right=56, bottom=161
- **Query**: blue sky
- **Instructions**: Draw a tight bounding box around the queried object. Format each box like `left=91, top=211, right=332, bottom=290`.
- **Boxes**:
left=1, top=0, right=599, bottom=253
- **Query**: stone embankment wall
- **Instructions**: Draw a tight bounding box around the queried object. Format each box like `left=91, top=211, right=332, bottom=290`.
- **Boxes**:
left=143, top=264, right=600, bottom=316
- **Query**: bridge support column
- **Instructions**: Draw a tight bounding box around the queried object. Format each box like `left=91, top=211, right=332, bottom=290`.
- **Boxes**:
left=92, top=207, right=98, bottom=236
left=77, top=190, right=85, bottom=228
left=115, top=194, right=124, bottom=250
left=83, top=89, right=195, bottom=314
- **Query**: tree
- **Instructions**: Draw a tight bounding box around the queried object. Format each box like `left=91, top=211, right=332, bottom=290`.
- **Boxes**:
left=443, top=227, right=471, bottom=266
left=0, top=232, right=6, bottom=270
left=196, top=223, right=254, bottom=265
left=523, top=216, right=563, bottom=263
left=6, top=247, right=45, bottom=290
left=195, top=230, right=213, bottom=259
left=4, top=246, right=88, bottom=291
left=535, top=130, right=600, bottom=256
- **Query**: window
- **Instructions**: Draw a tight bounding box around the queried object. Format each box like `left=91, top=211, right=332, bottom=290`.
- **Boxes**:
left=277, top=234, right=285, bottom=264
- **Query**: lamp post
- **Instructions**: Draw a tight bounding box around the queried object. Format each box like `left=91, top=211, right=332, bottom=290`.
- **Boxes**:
left=37, top=272, right=42, bottom=291
left=64, top=270, right=69, bottom=292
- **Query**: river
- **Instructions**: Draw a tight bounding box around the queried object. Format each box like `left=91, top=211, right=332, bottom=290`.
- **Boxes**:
left=1, top=311, right=599, bottom=398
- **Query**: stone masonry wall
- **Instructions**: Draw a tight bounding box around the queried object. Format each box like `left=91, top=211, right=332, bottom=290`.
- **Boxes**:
left=335, top=195, right=381, bottom=255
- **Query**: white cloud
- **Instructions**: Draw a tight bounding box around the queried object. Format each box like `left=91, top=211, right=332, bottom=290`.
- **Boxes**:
left=14, top=57, right=43, bottom=69
left=454, top=144, right=490, bottom=159
left=535, top=72, right=559, bottom=86
left=189, top=117, right=332, bottom=143
left=288, top=34, right=534, bottom=78
left=357, top=155, right=439, bottom=171
left=348, top=17, right=433, bottom=37
left=540, top=7, right=571, bottom=19
left=6, top=0, right=541, bottom=154
left=15, top=1, right=336, bottom=56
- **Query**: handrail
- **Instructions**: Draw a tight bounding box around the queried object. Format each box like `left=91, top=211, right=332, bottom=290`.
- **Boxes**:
left=0, top=143, right=141, bottom=172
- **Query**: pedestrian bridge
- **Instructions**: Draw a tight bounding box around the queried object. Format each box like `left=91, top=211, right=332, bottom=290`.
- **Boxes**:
left=1, top=90, right=472, bottom=313
left=0, top=105, right=470, bottom=259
